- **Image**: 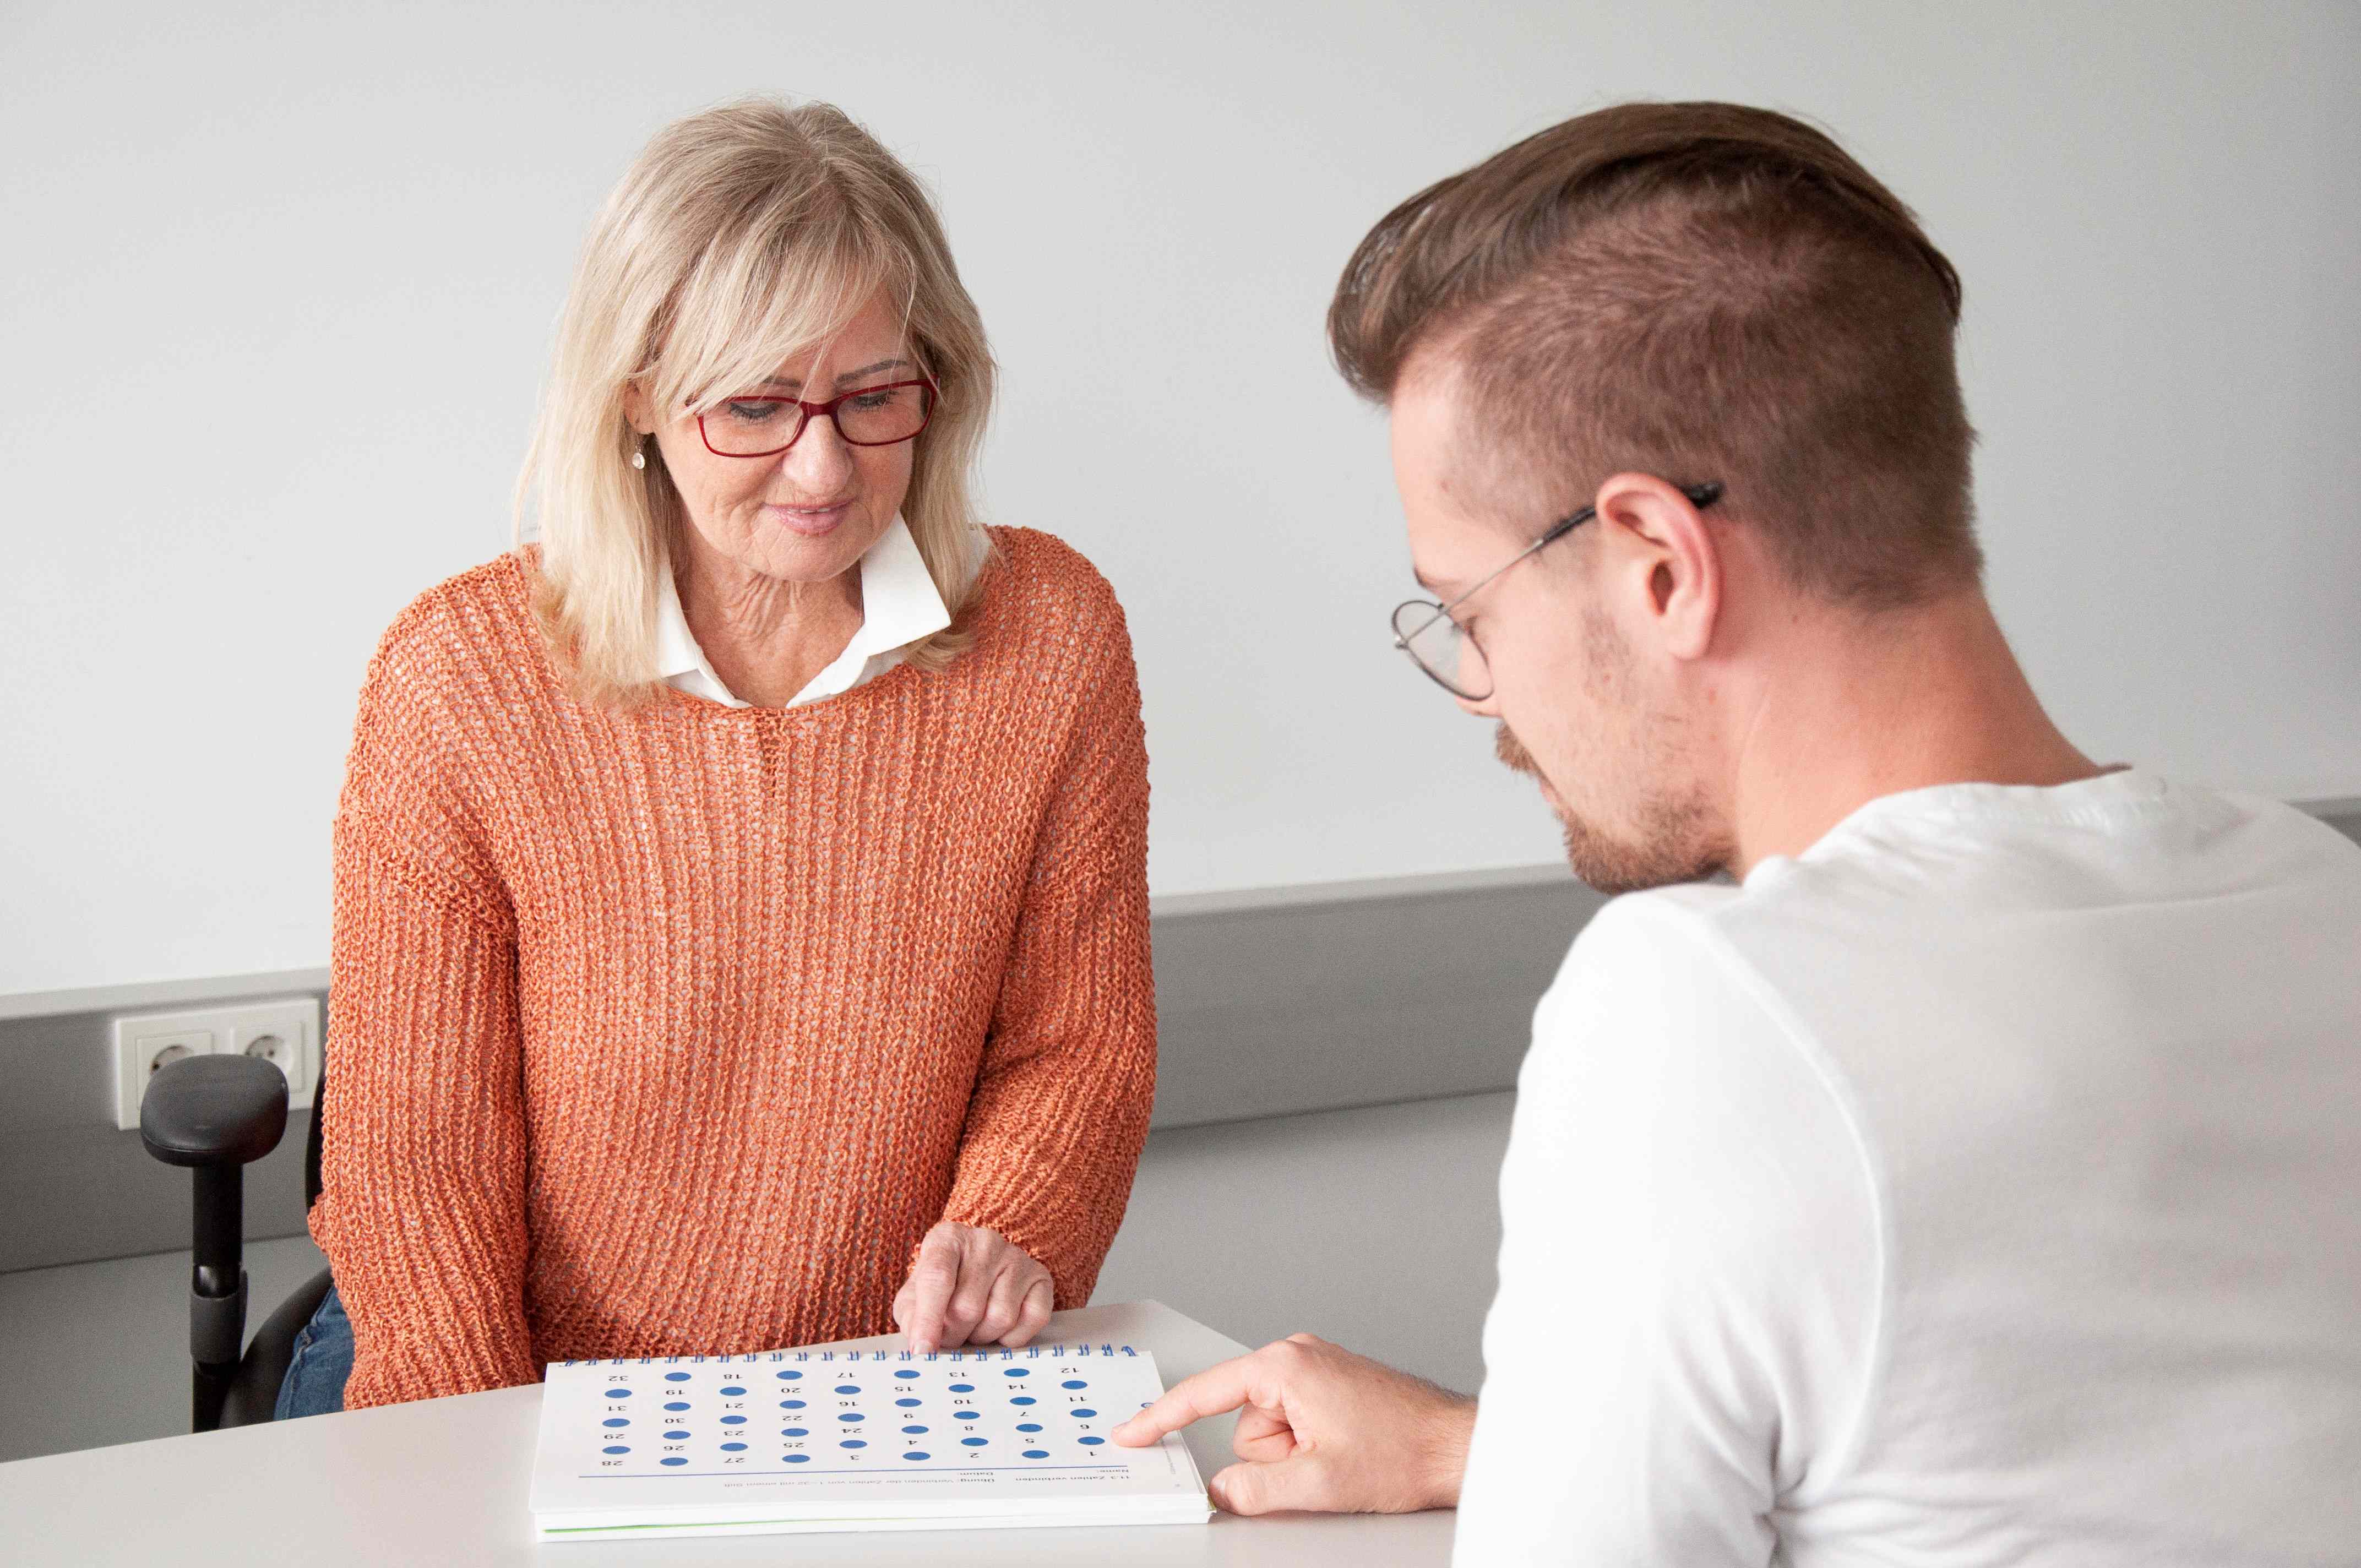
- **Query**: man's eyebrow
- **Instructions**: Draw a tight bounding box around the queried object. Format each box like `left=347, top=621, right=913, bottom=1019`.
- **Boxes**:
left=755, top=357, right=915, bottom=390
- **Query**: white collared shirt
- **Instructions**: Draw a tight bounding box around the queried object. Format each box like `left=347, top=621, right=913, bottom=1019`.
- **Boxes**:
left=654, top=515, right=951, bottom=709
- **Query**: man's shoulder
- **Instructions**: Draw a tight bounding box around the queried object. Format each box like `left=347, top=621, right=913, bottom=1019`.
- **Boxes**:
left=1548, top=883, right=1777, bottom=1005
left=1534, top=889, right=1823, bottom=1093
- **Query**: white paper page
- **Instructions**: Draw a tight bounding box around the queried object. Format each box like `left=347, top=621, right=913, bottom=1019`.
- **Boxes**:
left=530, top=1340, right=1208, bottom=1538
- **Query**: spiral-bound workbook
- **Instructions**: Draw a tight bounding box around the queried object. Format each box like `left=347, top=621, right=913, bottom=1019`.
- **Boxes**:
left=529, top=1338, right=1211, bottom=1541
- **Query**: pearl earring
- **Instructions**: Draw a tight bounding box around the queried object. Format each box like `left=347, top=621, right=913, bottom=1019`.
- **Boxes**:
left=630, top=444, right=648, bottom=471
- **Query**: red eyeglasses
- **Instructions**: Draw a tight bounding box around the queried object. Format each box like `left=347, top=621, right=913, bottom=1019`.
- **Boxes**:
left=697, top=375, right=938, bottom=458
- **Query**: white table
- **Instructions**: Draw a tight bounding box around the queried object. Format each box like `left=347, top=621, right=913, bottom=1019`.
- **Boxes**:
left=0, top=1300, right=1456, bottom=1565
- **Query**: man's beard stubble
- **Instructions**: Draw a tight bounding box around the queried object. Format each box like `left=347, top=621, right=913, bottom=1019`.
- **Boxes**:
left=1493, top=719, right=1729, bottom=896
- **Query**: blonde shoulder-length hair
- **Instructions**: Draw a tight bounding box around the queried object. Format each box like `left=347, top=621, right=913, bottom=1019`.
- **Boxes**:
left=518, top=97, right=997, bottom=706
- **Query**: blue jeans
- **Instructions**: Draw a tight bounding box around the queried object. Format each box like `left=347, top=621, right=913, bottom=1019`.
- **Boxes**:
left=274, top=1283, right=352, bottom=1419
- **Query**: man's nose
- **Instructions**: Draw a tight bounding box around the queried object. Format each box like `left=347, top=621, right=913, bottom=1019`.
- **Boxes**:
left=1457, top=691, right=1500, bottom=720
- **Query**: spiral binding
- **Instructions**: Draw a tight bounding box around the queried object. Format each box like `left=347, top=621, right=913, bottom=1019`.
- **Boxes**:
left=561, top=1342, right=1141, bottom=1369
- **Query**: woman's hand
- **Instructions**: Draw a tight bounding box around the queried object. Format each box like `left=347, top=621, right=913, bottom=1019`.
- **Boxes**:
left=892, top=1221, right=1054, bottom=1354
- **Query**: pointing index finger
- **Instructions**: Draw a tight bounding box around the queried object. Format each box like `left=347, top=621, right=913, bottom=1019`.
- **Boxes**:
left=1111, top=1353, right=1263, bottom=1446
left=902, top=1229, right=962, bottom=1353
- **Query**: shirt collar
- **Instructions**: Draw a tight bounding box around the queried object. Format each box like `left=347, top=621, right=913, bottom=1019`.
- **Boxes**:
left=654, top=514, right=951, bottom=705
left=837, top=511, right=953, bottom=661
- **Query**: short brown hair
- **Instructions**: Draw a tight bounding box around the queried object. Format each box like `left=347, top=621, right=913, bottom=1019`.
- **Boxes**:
left=1330, top=101, right=1981, bottom=608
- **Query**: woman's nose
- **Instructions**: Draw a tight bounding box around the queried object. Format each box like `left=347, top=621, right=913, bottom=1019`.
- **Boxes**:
left=780, top=412, right=856, bottom=486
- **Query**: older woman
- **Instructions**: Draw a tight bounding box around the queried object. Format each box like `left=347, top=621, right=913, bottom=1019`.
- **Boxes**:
left=278, top=99, right=1154, bottom=1415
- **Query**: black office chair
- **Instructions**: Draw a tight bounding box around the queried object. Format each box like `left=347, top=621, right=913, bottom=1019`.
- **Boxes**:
left=140, top=1053, right=334, bottom=1431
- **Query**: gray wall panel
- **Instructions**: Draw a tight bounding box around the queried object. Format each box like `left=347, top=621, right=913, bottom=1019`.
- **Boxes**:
left=5, top=797, right=2353, bottom=1276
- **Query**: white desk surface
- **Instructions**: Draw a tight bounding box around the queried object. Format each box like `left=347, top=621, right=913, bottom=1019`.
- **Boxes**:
left=0, top=1299, right=1456, bottom=1566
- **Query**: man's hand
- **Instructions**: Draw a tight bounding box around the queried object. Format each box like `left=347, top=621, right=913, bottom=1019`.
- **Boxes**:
left=1112, top=1333, right=1475, bottom=1516
left=891, top=1222, right=1054, bottom=1354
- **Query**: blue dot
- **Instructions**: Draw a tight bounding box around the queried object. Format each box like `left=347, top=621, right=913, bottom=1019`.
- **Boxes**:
left=663, top=1430, right=688, bottom=1440
left=663, top=1401, right=689, bottom=1411
left=602, top=1445, right=629, bottom=1455
left=785, top=1454, right=809, bottom=1464
left=1062, top=1380, right=1087, bottom=1390
left=835, top=1384, right=861, bottom=1395
left=1024, top=1449, right=1049, bottom=1459
left=1010, top=1396, right=1036, bottom=1406
left=895, top=1397, right=921, bottom=1407
left=1070, top=1408, right=1097, bottom=1419
left=783, top=1427, right=808, bottom=1437
left=721, top=1415, right=746, bottom=1425
left=1005, top=1368, right=1029, bottom=1378
left=902, top=1424, right=928, bottom=1435
left=838, top=1413, right=864, bottom=1423
left=604, top=1388, right=630, bottom=1398
left=961, top=1436, right=987, bottom=1447
left=777, top=1370, right=802, bottom=1381
left=895, top=1370, right=920, bottom=1380
left=841, top=1440, right=866, bottom=1450
left=661, top=1456, right=687, bottom=1466
left=1079, top=1436, right=1105, bottom=1446
left=903, top=1451, right=930, bottom=1461
left=665, top=1372, right=690, bottom=1382
left=949, top=1383, right=974, bottom=1393
left=1016, top=1423, right=1042, bottom=1433
left=601, top=1418, right=628, bottom=1428
left=781, top=1399, right=806, bottom=1409
left=718, top=1386, right=745, bottom=1396
left=720, top=1441, right=747, bottom=1452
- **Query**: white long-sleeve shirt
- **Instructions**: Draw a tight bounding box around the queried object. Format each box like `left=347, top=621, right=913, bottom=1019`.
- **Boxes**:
left=1455, top=769, right=2361, bottom=1566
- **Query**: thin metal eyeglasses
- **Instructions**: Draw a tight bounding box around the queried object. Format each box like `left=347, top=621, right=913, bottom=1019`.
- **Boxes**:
left=695, top=374, right=939, bottom=458
left=1391, top=480, right=1724, bottom=701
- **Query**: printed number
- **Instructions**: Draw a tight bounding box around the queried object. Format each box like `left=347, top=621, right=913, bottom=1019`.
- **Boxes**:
left=600, top=1460, right=622, bottom=1467
left=662, top=1444, right=683, bottom=1451
left=722, top=1457, right=744, bottom=1466
left=785, top=1442, right=803, bottom=1450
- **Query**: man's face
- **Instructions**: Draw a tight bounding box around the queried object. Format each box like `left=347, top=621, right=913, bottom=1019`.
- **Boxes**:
left=1389, top=366, right=1728, bottom=893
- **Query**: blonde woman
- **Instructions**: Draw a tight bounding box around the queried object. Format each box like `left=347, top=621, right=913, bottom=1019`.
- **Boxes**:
left=279, top=99, right=1155, bottom=1416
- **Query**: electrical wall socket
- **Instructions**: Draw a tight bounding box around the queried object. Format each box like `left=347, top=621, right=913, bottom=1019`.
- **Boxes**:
left=111, top=998, right=321, bottom=1133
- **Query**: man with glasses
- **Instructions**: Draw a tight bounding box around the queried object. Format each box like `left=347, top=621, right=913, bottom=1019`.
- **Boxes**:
left=1114, top=102, right=2361, bottom=1564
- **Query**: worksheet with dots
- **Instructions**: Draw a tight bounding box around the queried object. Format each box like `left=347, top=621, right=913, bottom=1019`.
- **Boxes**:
left=530, top=1341, right=1210, bottom=1540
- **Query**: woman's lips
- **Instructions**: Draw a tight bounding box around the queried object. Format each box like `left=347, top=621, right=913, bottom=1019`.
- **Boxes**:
left=763, top=500, right=852, bottom=537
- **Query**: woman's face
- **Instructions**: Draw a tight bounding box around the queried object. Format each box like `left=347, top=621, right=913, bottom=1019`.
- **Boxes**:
left=631, top=294, right=921, bottom=585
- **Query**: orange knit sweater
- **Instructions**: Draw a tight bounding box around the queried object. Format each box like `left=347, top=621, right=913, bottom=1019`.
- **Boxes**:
left=310, top=526, right=1156, bottom=1410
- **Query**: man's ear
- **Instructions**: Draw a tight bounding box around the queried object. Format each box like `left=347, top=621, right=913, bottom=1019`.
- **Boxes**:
left=1592, top=471, right=1722, bottom=661
left=621, top=380, right=655, bottom=437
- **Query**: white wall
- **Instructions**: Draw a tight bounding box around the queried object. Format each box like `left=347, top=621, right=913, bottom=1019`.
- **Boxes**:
left=2, top=1, right=2355, bottom=997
